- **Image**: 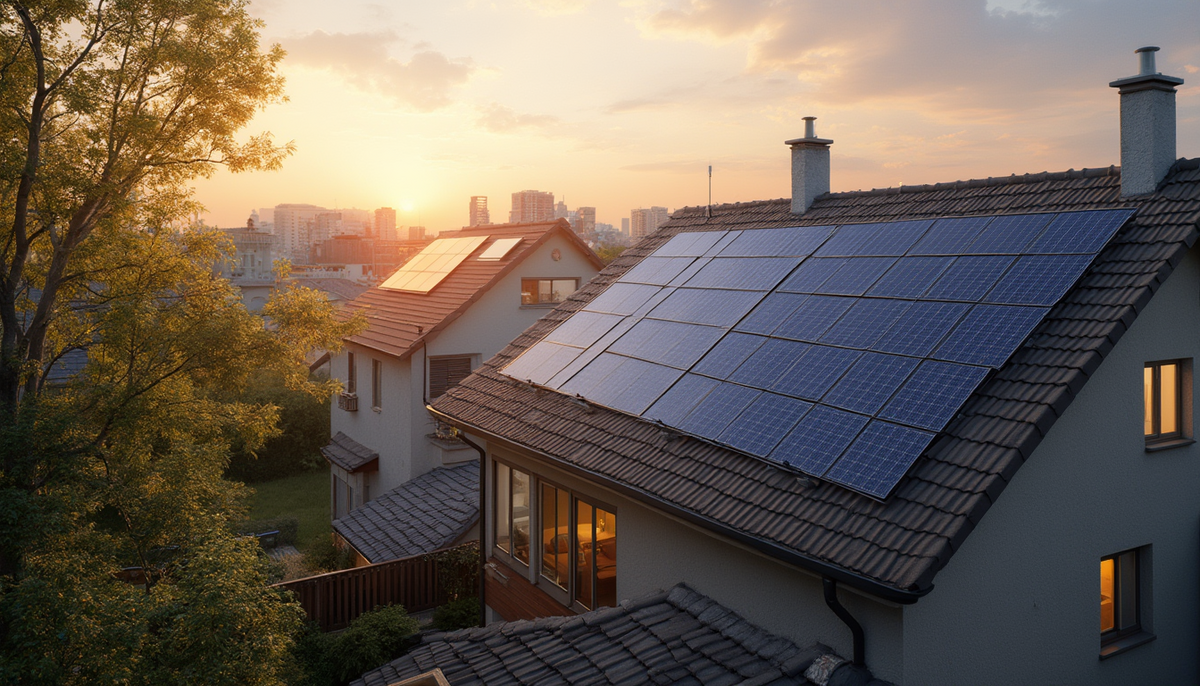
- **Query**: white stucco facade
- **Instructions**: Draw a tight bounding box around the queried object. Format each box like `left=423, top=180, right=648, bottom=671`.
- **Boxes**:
left=481, top=243, right=1200, bottom=685
left=330, top=231, right=600, bottom=509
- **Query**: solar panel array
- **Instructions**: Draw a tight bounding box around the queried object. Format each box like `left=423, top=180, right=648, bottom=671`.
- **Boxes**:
left=380, top=236, right=488, bottom=292
left=501, top=209, right=1135, bottom=499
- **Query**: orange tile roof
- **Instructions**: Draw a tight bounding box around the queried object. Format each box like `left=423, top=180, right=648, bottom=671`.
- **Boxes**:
left=342, top=219, right=602, bottom=360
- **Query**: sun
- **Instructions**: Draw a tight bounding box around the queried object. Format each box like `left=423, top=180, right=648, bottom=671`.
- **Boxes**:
left=401, top=200, right=416, bottom=213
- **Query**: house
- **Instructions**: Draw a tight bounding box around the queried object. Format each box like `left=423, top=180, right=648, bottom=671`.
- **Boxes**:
left=408, top=48, right=1200, bottom=684
left=326, top=219, right=603, bottom=565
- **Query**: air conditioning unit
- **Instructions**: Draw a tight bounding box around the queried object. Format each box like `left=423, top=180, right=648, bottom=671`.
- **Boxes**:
left=337, top=392, right=358, bottom=412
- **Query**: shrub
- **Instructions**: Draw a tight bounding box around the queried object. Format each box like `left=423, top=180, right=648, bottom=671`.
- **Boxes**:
left=234, top=516, right=299, bottom=546
left=227, top=371, right=331, bottom=483
left=306, top=534, right=354, bottom=573
left=289, top=605, right=419, bottom=686
left=431, top=542, right=479, bottom=602
left=431, top=597, right=480, bottom=632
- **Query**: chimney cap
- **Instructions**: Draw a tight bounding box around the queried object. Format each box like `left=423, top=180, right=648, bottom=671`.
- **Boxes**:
left=785, top=116, right=833, bottom=147
left=1110, top=46, right=1183, bottom=92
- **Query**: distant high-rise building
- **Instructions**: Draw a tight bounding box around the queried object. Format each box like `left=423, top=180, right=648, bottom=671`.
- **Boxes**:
left=575, top=206, right=596, bottom=235
left=554, top=200, right=569, bottom=220
left=409, top=226, right=426, bottom=241
left=273, top=203, right=326, bottom=261
left=630, top=206, right=671, bottom=239
left=509, top=190, right=555, bottom=223
left=469, top=196, right=490, bottom=227
left=621, top=218, right=630, bottom=236
left=374, top=207, right=397, bottom=240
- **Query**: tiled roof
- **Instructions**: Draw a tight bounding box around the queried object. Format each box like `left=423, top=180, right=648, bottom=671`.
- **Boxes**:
left=353, top=584, right=889, bottom=686
left=431, top=161, right=1200, bottom=598
left=343, top=220, right=603, bottom=360
left=322, top=431, right=380, bottom=473
left=333, top=462, right=479, bottom=563
left=293, top=277, right=369, bottom=301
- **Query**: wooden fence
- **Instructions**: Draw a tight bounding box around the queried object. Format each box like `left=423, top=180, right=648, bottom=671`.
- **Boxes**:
left=274, top=544, right=475, bottom=632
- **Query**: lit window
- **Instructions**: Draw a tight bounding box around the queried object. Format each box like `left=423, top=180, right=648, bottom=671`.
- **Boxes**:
left=1101, top=549, right=1140, bottom=645
left=1144, top=360, right=1182, bottom=443
left=540, top=483, right=570, bottom=590
left=494, top=462, right=531, bottom=566
left=521, top=278, right=579, bottom=306
left=574, top=499, right=617, bottom=610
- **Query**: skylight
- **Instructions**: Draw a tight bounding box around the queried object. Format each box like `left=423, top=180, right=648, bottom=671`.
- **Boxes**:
left=477, top=237, right=523, bottom=261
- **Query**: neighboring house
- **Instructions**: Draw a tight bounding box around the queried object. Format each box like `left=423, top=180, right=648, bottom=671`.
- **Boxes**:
left=218, top=224, right=279, bottom=312
left=292, top=277, right=369, bottom=305
left=326, top=219, right=603, bottom=565
left=418, top=49, right=1200, bottom=684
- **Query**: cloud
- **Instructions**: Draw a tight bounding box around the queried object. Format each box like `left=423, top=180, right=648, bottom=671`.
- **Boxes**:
left=476, top=103, right=561, bottom=133
left=283, top=31, right=474, bottom=112
left=520, top=0, right=591, bottom=16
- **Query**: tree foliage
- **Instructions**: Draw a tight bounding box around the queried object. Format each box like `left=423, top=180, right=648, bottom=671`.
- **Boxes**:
left=0, top=1, right=365, bottom=683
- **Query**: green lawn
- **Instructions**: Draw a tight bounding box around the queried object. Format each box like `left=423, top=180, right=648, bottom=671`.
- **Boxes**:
left=246, top=469, right=330, bottom=552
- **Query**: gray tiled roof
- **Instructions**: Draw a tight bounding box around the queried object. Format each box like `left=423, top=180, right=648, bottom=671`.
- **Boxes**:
left=333, top=462, right=478, bottom=563
left=354, top=584, right=883, bottom=686
left=322, top=431, right=380, bottom=473
left=430, top=161, right=1200, bottom=598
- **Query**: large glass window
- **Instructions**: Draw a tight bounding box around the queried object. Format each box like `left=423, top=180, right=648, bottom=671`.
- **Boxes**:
left=521, top=278, right=579, bottom=306
left=1101, top=549, right=1140, bottom=641
left=1144, top=361, right=1182, bottom=442
left=540, top=483, right=570, bottom=589
left=574, top=499, right=617, bottom=610
left=493, top=462, right=531, bottom=566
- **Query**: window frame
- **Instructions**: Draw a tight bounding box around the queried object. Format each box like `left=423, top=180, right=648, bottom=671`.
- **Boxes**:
left=371, top=358, right=382, bottom=411
left=492, top=460, right=532, bottom=571
left=346, top=351, right=357, bottom=395
left=1100, top=547, right=1155, bottom=658
left=1144, top=360, right=1182, bottom=443
left=429, top=355, right=476, bottom=399
left=520, top=277, right=580, bottom=307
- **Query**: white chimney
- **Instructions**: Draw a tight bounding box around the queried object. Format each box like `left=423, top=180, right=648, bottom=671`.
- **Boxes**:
left=786, top=117, right=833, bottom=214
left=1109, top=46, right=1184, bottom=197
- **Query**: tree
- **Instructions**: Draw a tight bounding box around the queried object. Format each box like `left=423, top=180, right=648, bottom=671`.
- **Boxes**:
left=0, top=1, right=363, bottom=682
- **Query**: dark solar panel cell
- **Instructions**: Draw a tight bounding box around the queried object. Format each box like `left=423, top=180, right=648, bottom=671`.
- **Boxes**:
left=1028, top=209, right=1134, bottom=254
left=645, top=373, right=718, bottom=425
left=667, top=258, right=711, bottom=287
left=815, top=257, right=896, bottom=296
left=545, top=316, right=639, bottom=386
left=720, top=225, right=835, bottom=257
left=820, top=299, right=913, bottom=349
left=825, top=421, right=936, bottom=499
left=609, top=319, right=725, bottom=369
left=967, top=213, right=1053, bottom=254
left=872, top=301, right=969, bottom=357
left=822, top=353, right=919, bottom=415
left=867, top=257, right=954, bottom=298
left=770, top=405, right=869, bottom=475
left=925, top=256, right=1015, bottom=302
left=860, top=220, right=933, bottom=256
left=774, top=295, right=855, bottom=342
left=703, top=231, right=741, bottom=257
left=693, top=332, right=767, bottom=379
left=545, top=311, right=625, bottom=348
left=605, top=360, right=684, bottom=415
left=559, top=352, right=628, bottom=400
left=814, top=223, right=880, bottom=257
left=648, top=288, right=766, bottom=327
left=729, top=338, right=811, bottom=389
left=503, top=341, right=582, bottom=386
left=682, top=257, right=800, bottom=290
left=585, top=283, right=661, bottom=316
left=718, top=393, right=812, bottom=457
left=909, top=216, right=991, bottom=255
left=678, top=382, right=761, bottom=440
left=984, top=254, right=1093, bottom=306
left=653, top=230, right=726, bottom=257
left=631, top=286, right=676, bottom=317
left=619, top=256, right=695, bottom=285
left=735, top=292, right=809, bottom=336
left=778, top=258, right=844, bottom=293
left=934, top=304, right=1048, bottom=367
left=772, top=345, right=862, bottom=401
left=879, top=360, right=989, bottom=431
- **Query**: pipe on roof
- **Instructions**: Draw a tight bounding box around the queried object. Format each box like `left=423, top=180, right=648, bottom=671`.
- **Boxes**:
left=823, top=577, right=865, bottom=666
left=425, top=403, right=931, bottom=606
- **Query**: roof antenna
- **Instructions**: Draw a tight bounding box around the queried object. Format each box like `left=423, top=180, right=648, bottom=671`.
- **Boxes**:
left=706, top=164, right=712, bottom=219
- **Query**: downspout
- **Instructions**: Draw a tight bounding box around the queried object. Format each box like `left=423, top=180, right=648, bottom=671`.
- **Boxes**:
left=823, top=577, right=865, bottom=667
left=422, top=342, right=487, bottom=627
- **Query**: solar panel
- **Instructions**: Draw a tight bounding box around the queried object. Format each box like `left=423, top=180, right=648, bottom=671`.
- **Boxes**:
left=822, top=353, right=919, bottom=415
left=502, top=208, right=1136, bottom=500
left=477, top=237, right=523, bottom=261
left=379, top=235, right=488, bottom=292
left=693, top=332, right=767, bottom=379
left=718, top=393, right=812, bottom=457
left=770, top=405, right=869, bottom=475
left=824, top=421, right=936, bottom=499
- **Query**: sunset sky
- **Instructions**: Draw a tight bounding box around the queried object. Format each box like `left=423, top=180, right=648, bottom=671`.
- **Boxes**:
left=191, top=0, right=1200, bottom=233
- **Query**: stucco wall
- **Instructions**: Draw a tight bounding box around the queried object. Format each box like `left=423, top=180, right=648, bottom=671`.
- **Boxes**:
left=483, top=446, right=907, bottom=682
left=900, top=244, right=1200, bottom=685
left=330, top=342, right=414, bottom=495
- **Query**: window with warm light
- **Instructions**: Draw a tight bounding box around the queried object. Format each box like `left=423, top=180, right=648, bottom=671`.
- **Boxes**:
left=494, top=462, right=531, bottom=566
left=1101, top=549, right=1144, bottom=654
left=1144, top=360, right=1188, bottom=446
left=521, top=278, right=579, bottom=306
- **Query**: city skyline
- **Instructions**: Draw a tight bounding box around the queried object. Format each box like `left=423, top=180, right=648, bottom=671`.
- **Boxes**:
left=189, top=0, right=1197, bottom=230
